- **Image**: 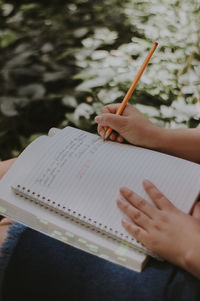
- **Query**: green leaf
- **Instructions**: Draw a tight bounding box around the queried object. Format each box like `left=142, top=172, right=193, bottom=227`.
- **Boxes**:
left=76, top=77, right=109, bottom=91
left=43, top=71, right=68, bottom=82
left=62, top=95, right=78, bottom=108
left=135, top=104, right=160, bottom=118
left=27, top=133, right=43, bottom=143
left=0, top=97, right=18, bottom=117
left=18, top=84, right=46, bottom=100
left=0, top=30, right=18, bottom=48
left=74, top=103, right=94, bottom=120
left=97, top=88, right=123, bottom=104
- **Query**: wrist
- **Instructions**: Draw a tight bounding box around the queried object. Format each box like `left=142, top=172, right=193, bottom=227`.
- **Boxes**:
left=182, top=241, right=200, bottom=279
left=150, top=127, right=174, bottom=154
left=178, top=222, right=200, bottom=279
left=145, top=126, right=166, bottom=151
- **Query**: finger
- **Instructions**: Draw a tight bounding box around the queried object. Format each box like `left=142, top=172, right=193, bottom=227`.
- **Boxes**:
left=121, top=218, right=147, bottom=244
left=117, top=198, right=150, bottom=229
left=98, top=124, right=116, bottom=141
left=191, top=202, right=200, bottom=219
left=0, top=218, right=13, bottom=226
left=109, top=132, right=117, bottom=141
left=97, top=123, right=108, bottom=139
left=95, top=114, right=126, bottom=133
left=101, top=103, right=133, bottom=116
left=116, top=135, right=124, bottom=143
left=101, top=104, right=121, bottom=114
left=97, top=124, right=105, bottom=137
left=143, top=180, right=175, bottom=211
left=120, top=187, right=156, bottom=218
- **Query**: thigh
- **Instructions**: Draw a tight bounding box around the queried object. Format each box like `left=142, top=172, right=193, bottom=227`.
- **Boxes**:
left=2, top=227, right=200, bottom=301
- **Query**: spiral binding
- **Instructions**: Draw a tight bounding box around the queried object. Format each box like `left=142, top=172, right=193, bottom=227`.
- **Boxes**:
left=12, top=184, right=155, bottom=257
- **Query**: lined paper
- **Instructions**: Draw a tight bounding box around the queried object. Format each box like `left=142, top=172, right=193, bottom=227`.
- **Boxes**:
left=13, top=126, right=200, bottom=245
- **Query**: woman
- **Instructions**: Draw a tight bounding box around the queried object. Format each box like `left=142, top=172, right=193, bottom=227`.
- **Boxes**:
left=0, top=104, right=200, bottom=300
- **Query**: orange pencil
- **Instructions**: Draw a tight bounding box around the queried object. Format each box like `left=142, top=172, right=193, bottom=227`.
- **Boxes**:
left=104, top=41, right=158, bottom=140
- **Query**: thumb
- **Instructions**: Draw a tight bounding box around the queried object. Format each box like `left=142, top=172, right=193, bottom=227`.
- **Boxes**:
left=192, top=202, right=200, bottom=219
left=95, top=113, right=126, bottom=133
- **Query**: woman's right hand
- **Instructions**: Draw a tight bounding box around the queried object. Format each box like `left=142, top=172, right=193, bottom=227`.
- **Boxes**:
left=95, top=103, right=162, bottom=149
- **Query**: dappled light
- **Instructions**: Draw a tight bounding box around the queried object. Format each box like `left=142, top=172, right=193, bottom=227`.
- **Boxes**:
left=0, top=0, right=199, bottom=159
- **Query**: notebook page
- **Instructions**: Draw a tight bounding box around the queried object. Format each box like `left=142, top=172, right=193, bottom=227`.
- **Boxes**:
left=13, top=126, right=200, bottom=245
left=0, top=133, right=146, bottom=272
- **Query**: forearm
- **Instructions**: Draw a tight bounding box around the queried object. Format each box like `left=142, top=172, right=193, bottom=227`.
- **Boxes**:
left=153, top=128, right=200, bottom=163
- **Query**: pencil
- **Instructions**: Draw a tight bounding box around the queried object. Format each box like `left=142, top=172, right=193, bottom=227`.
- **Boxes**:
left=104, top=41, right=158, bottom=140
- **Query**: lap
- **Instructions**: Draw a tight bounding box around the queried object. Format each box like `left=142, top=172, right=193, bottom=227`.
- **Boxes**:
left=2, top=225, right=200, bottom=301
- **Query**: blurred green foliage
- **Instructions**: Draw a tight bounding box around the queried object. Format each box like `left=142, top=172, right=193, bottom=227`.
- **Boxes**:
left=0, top=0, right=199, bottom=159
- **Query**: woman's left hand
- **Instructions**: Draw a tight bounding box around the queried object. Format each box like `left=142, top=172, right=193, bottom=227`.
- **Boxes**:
left=117, top=180, right=200, bottom=278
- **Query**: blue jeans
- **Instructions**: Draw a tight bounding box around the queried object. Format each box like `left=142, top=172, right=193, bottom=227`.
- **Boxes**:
left=1, top=223, right=200, bottom=301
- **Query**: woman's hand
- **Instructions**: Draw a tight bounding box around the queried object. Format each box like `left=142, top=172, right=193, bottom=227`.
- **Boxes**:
left=0, top=158, right=16, bottom=179
left=0, top=158, right=16, bottom=252
left=117, top=180, right=200, bottom=278
left=95, top=103, right=161, bottom=148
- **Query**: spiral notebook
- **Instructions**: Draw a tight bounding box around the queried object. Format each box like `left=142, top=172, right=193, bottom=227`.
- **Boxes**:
left=1, top=126, right=200, bottom=271
left=11, top=127, right=151, bottom=255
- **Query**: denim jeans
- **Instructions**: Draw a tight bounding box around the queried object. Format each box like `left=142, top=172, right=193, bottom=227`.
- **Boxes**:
left=1, top=223, right=200, bottom=301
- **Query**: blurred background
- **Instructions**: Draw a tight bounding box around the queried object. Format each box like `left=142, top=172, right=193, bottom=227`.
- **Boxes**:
left=0, top=0, right=199, bottom=159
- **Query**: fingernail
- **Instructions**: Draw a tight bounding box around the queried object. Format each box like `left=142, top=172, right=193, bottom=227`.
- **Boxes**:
left=143, top=179, right=151, bottom=186
left=116, top=198, right=125, bottom=206
left=120, top=187, right=131, bottom=194
left=122, top=218, right=130, bottom=226
left=99, top=131, right=104, bottom=137
left=95, top=116, right=102, bottom=123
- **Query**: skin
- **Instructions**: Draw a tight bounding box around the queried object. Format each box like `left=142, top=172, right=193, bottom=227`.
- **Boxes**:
left=95, top=103, right=200, bottom=278
left=95, top=103, right=200, bottom=163
left=1, top=108, right=200, bottom=277
left=0, top=159, right=16, bottom=253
